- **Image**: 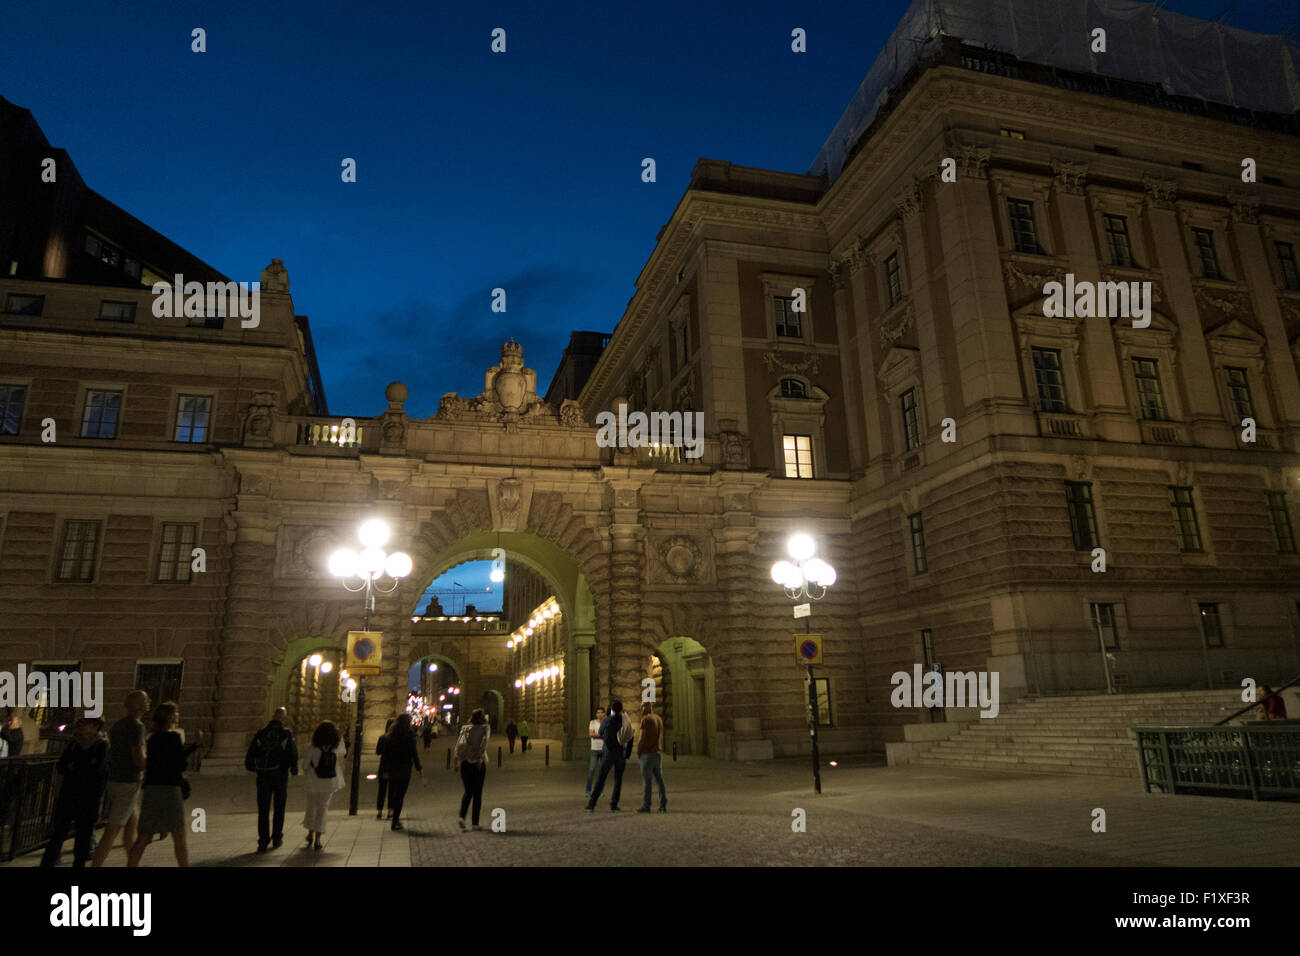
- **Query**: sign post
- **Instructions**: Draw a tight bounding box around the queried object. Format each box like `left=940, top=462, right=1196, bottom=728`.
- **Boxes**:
left=795, top=624, right=824, bottom=795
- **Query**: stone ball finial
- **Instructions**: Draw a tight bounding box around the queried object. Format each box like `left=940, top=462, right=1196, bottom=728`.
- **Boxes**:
left=385, top=381, right=408, bottom=405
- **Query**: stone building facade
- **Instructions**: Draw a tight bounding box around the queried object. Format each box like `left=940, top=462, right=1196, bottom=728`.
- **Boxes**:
left=2, top=18, right=1299, bottom=765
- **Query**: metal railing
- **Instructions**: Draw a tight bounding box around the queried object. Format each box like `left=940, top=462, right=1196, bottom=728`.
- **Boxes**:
left=0, top=756, right=62, bottom=861
left=1136, top=723, right=1300, bottom=801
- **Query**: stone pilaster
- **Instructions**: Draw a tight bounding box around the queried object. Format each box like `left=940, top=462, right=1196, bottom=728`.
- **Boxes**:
left=606, top=478, right=644, bottom=708
left=712, top=492, right=768, bottom=759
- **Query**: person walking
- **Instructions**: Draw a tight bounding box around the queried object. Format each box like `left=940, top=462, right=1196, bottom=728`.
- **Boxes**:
left=40, top=717, right=108, bottom=867
left=518, top=719, right=531, bottom=754
left=505, top=720, right=518, bottom=754
left=378, top=714, right=421, bottom=831
left=245, top=707, right=299, bottom=852
left=92, top=690, right=150, bottom=867
left=126, top=702, right=199, bottom=867
left=422, top=721, right=433, bottom=751
left=586, top=700, right=633, bottom=813
left=585, top=706, right=606, bottom=798
left=302, top=721, right=347, bottom=850
left=453, top=709, right=490, bottom=831
left=636, top=701, right=668, bottom=813
left=375, top=717, right=396, bottom=819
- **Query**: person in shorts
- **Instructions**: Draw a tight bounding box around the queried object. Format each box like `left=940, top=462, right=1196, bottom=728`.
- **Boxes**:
left=92, top=690, right=150, bottom=867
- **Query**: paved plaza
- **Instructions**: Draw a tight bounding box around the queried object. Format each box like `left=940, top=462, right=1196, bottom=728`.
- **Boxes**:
left=12, top=738, right=1299, bottom=868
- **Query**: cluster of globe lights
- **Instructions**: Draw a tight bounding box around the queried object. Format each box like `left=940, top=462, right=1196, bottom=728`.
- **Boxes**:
left=514, top=666, right=560, bottom=688
left=770, top=533, right=837, bottom=596
left=507, top=600, right=560, bottom=649
left=328, top=519, right=412, bottom=585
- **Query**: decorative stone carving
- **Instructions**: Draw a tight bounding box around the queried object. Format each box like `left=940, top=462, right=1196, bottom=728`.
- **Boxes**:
left=382, top=418, right=405, bottom=444
left=379, top=382, right=408, bottom=453
left=1227, top=192, right=1260, bottom=225
left=1070, top=455, right=1090, bottom=481
left=434, top=340, right=553, bottom=430
left=762, top=351, right=822, bottom=377
left=239, top=473, right=271, bottom=497
left=717, top=419, right=752, bottom=470
left=260, top=258, right=289, bottom=294
left=648, top=534, right=710, bottom=586
left=614, top=486, right=639, bottom=510
left=497, top=478, right=523, bottom=529
left=1142, top=177, right=1177, bottom=210
left=241, top=392, right=276, bottom=448
left=1193, top=283, right=1250, bottom=316
left=559, top=400, right=585, bottom=428
left=953, top=143, right=992, bottom=179
left=1051, top=160, right=1088, bottom=196
left=1004, top=260, right=1066, bottom=290
left=879, top=300, right=915, bottom=348
left=674, top=368, right=697, bottom=411
left=281, top=526, right=333, bottom=578
left=894, top=179, right=925, bottom=218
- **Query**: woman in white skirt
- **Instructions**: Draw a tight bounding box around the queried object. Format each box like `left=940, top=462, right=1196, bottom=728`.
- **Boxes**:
left=302, top=721, right=346, bottom=850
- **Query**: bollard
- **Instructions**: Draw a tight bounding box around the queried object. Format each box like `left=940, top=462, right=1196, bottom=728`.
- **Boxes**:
left=497, top=745, right=502, bottom=768
left=672, top=741, right=677, bottom=761
left=446, top=747, right=451, bottom=770
left=545, top=744, right=550, bottom=766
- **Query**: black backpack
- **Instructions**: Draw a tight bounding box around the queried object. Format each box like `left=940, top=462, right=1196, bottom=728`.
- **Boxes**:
left=314, top=746, right=336, bottom=779
left=250, top=727, right=286, bottom=772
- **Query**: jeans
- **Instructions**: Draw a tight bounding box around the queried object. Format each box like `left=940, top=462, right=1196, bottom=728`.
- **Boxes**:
left=585, top=749, right=605, bottom=794
left=639, top=753, right=667, bottom=810
left=459, top=762, right=486, bottom=825
left=41, top=793, right=101, bottom=867
left=387, top=770, right=412, bottom=822
left=256, top=770, right=288, bottom=845
left=586, top=748, right=626, bottom=809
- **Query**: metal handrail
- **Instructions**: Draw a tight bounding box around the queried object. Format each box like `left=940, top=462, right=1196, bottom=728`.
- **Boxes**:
left=1214, top=675, right=1300, bottom=726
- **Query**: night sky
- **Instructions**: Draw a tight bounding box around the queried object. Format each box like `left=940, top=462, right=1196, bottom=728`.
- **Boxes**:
left=2, top=0, right=1287, bottom=418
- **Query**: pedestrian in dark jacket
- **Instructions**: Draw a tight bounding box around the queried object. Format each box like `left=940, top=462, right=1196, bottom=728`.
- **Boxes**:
left=505, top=721, right=518, bottom=754
left=421, top=721, right=433, bottom=751
left=1, top=714, right=24, bottom=757
left=375, top=717, right=396, bottom=819
left=586, top=700, right=631, bottom=813
left=378, top=714, right=421, bottom=830
left=40, top=718, right=108, bottom=867
left=127, top=703, right=200, bottom=867
left=244, top=707, right=299, bottom=852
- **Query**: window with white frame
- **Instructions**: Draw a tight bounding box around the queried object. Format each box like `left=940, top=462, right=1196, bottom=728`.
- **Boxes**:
left=157, top=522, right=198, bottom=582
left=56, top=520, right=101, bottom=582
left=782, top=435, right=813, bottom=478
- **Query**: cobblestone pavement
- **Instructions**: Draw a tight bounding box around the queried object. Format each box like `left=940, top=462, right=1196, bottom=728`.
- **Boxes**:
left=13, top=746, right=1300, bottom=867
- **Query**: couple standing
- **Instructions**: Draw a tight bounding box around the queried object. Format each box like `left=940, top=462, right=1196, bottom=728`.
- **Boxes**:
left=585, top=700, right=667, bottom=813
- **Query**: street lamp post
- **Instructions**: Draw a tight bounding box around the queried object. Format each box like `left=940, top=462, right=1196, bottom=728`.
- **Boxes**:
left=771, top=533, right=836, bottom=795
left=329, top=519, right=411, bottom=815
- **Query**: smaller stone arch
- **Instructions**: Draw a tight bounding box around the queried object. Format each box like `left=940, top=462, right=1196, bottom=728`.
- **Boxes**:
left=653, top=637, right=716, bottom=757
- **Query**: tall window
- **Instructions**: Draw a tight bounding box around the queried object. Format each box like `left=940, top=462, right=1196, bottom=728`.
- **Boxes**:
left=774, top=296, right=801, bottom=338
left=679, top=321, right=691, bottom=364
left=908, top=512, right=928, bottom=573
left=884, top=252, right=902, bottom=307
left=1198, top=603, right=1224, bottom=647
left=782, top=435, right=813, bottom=478
left=1132, top=358, right=1168, bottom=421
left=1065, top=482, right=1099, bottom=550
left=0, top=384, right=26, bottom=435
left=1169, top=486, right=1203, bottom=553
left=136, top=662, right=184, bottom=707
left=1267, top=492, right=1296, bottom=555
left=1031, top=347, right=1068, bottom=412
left=899, top=388, right=920, bottom=451
left=1193, top=228, right=1223, bottom=280
left=779, top=378, right=807, bottom=399
left=80, top=389, right=122, bottom=438
left=920, top=628, right=936, bottom=668
left=1090, top=603, right=1120, bottom=650
left=1276, top=241, right=1300, bottom=291
left=157, top=523, right=197, bottom=582
left=1223, top=367, right=1255, bottom=424
left=1103, top=214, right=1134, bottom=268
left=174, top=395, right=211, bottom=442
left=56, top=520, right=100, bottom=582
left=98, top=301, right=136, bottom=323
left=1007, top=199, right=1041, bottom=254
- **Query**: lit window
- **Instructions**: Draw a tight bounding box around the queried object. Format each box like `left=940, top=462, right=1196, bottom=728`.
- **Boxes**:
left=782, top=435, right=813, bottom=478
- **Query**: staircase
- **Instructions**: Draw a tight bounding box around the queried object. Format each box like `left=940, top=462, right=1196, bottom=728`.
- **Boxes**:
left=909, top=690, right=1244, bottom=778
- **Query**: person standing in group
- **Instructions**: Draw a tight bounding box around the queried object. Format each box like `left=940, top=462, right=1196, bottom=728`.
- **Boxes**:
left=375, top=717, right=396, bottom=819
left=40, top=717, right=108, bottom=867
left=586, top=700, right=633, bottom=813
left=302, top=721, right=347, bottom=850
left=421, top=720, right=434, bottom=751
left=1, top=713, right=24, bottom=757
left=378, top=713, right=421, bottom=831
left=245, top=707, right=298, bottom=852
left=92, top=690, right=150, bottom=867
left=636, top=701, right=668, bottom=814
left=453, top=709, right=490, bottom=831
left=517, top=719, right=531, bottom=754
left=505, top=720, right=518, bottom=754
left=126, top=702, right=200, bottom=867
left=585, top=706, right=606, bottom=798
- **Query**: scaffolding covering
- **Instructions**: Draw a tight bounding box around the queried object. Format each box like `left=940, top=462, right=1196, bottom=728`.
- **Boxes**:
left=810, top=0, right=1300, bottom=182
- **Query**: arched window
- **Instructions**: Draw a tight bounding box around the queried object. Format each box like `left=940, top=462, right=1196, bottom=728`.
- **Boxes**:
left=780, top=378, right=808, bottom=399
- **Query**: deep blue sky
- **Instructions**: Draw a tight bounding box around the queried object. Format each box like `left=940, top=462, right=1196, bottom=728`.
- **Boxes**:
left=3, top=0, right=1290, bottom=416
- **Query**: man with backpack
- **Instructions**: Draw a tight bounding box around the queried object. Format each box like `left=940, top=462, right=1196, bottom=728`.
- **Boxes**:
left=585, top=700, right=634, bottom=813
left=245, top=707, right=299, bottom=852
